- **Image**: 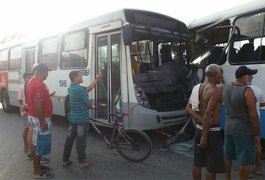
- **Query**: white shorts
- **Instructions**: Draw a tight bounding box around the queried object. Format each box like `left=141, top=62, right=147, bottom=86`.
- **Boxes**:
left=28, top=116, right=51, bottom=145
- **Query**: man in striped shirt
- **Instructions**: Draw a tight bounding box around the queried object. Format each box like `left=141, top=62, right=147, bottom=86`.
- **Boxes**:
left=62, top=71, right=102, bottom=169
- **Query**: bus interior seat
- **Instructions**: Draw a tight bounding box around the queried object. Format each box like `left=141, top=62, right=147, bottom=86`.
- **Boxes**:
left=229, top=48, right=237, bottom=62
left=254, top=45, right=265, bottom=61
left=208, top=47, right=223, bottom=64
left=237, top=43, right=254, bottom=62
left=139, top=63, right=153, bottom=73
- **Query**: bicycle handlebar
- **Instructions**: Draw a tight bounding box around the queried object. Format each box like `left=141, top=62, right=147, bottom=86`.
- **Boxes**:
left=109, top=113, right=124, bottom=119
left=91, top=105, right=128, bottom=119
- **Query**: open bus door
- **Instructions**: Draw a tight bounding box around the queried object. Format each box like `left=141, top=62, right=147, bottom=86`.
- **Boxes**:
left=95, top=32, right=122, bottom=124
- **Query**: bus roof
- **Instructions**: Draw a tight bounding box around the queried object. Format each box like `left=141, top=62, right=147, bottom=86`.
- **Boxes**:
left=188, top=0, right=265, bottom=29
left=68, top=8, right=187, bottom=33
left=0, top=8, right=187, bottom=50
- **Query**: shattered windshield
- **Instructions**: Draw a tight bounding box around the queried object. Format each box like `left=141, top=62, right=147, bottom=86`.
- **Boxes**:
left=190, top=20, right=231, bottom=66
left=127, top=24, right=190, bottom=111
left=130, top=40, right=188, bottom=76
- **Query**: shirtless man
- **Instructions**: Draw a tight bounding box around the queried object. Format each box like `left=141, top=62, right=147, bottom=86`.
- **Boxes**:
left=186, top=64, right=225, bottom=180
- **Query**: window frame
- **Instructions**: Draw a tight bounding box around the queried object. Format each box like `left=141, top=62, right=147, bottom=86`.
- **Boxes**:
left=60, top=29, right=88, bottom=70
left=38, top=36, right=59, bottom=70
left=9, top=45, right=22, bottom=71
left=0, top=49, right=8, bottom=71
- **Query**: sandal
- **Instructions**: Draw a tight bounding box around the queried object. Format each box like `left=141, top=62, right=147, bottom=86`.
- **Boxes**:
left=160, top=142, right=170, bottom=151
left=79, top=162, right=92, bottom=169
left=252, top=169, right=262, bottom=176
left=41, top=165, right=52, bottom=173
left=34, top=172, right=54, bottom=179
left=62, top=160, right=73, bottom=167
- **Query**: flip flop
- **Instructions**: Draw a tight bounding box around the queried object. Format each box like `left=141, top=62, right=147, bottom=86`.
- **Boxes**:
left=62, top=160, right=73, bottom=167
left=34, top=172, right=54, bottom=179
left=160, top=142, right=170, bottom=151
left=79, top=162, right=92, bottom=169
left=41, top=165, right=52, bottom=173
left=252, top=169, right=262, bottom=176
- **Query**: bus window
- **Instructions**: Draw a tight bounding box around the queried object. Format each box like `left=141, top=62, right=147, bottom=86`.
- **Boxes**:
left=130, top=41, right=153, bottom=74
left=254, top=37, right=265, bottom=61
left=9, top=46, right=22, bottom=71
left=24, top=48, right=36, bottom=73
left=39, top=37, right=59, bottom=69
left=231, top=12, right=265, bottom=63
left=61, top=30, right=88, bottom=69
left=0, top=49, right=8, bottom=71
left=111, top=34, right=121, bottom=114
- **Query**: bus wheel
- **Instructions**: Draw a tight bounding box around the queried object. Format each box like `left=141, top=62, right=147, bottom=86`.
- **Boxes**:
left=1, top=90, right=14, bottom=113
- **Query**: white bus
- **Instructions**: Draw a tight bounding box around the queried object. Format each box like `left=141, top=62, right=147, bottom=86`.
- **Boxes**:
left=0, top=9, right=193, bottom=130
left=188, top=0, right=265, bottom=138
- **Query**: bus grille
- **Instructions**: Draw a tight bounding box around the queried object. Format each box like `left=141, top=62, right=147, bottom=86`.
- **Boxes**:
left=145, top=92, right=187, bottom=112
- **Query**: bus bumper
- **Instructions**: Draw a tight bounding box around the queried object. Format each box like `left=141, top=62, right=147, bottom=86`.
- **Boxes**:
left=129, top=104, right=188, bottom=130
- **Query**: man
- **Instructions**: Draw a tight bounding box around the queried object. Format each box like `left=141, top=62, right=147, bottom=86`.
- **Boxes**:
left=249, top=84, right=265, bottom=176
left=62, top=71, right=102, bottom=168
left=186, top=64, right=225, bottom=180
left=157, top=45, right=186, bottom=92
left=26, top=63, right=54, bottom=179
left=223, top=65, right=261, bottom=180
left=18, top=72, right=33, bottom=154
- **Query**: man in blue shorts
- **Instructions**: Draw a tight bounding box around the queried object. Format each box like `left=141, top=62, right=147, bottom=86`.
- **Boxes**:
left=223, top=65, right=261, bottom=180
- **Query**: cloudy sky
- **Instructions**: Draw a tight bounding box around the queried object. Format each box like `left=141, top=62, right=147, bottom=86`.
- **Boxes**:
left=0, top=0, right=253, bottom=40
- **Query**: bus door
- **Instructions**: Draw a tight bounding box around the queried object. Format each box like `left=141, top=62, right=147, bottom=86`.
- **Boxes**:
left=24, top=48, right=36, bottom=73
left=95, top=32, right=122, bottom=123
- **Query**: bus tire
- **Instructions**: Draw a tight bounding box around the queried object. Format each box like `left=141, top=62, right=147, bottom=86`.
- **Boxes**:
left=1, top=90, right=14, bottom=113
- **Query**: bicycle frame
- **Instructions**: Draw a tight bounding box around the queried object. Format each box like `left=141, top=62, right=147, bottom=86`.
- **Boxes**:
left=89, top=113, right=152, bottom=162
left=89, top=114, right=124, bottom=149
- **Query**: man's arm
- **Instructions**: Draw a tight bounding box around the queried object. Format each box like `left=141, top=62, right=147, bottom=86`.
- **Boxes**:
left=85, top=73, right=102, bottom=92
left=198, top=88, right=221, bottom=148
left=245, top=88, right=260, bottom=137
left=185, top=102, right=203, bottom=122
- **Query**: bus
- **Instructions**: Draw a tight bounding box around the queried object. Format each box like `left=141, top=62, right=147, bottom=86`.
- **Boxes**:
left=0, top=9, right=193, bottom=130
left=188, top=0, right=265, bottom=138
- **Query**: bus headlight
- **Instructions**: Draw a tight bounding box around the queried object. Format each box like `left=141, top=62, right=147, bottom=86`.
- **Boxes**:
left=134, top=85, right=150, bottom=108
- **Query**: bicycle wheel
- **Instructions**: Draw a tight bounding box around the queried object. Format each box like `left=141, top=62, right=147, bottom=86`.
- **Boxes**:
left=115, top=129, right=152, bottom=162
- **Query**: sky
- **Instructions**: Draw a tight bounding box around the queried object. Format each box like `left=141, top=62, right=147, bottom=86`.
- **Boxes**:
left=0, top=0, right=254, bottom=41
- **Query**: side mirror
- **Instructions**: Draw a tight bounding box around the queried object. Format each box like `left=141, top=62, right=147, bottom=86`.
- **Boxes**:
left=122, top=25, right=133, bottom=45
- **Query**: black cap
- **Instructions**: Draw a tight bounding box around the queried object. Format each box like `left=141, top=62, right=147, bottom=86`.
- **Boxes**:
left=235, top=65, right=257, bottom=78
left=34, top=63, right=51, bottom=73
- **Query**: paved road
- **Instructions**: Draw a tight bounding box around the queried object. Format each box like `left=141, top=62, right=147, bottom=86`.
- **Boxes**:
left=0, top=104, right=264, bottom=180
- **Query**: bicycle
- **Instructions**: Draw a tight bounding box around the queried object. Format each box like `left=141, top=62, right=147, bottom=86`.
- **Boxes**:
left=89, top=112, right=152, bottom=162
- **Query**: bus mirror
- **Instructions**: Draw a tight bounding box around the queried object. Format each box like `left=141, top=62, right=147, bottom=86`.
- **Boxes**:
left=122, top=25, right=133, bottom=45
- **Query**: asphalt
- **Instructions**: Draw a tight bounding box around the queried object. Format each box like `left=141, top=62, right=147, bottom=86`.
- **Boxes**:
left=0, top=104, right=264, bottom=180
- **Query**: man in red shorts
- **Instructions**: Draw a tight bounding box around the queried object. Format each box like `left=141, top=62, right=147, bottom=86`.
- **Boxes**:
left=26, top=63, right=54, bottom=179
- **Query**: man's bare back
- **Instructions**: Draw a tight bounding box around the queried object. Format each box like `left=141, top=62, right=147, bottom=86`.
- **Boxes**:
left=199, top=83, right=222, bottom=125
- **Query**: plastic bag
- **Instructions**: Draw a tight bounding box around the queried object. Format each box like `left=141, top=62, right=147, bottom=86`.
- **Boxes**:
left=36, top=132, right=51, bottom=156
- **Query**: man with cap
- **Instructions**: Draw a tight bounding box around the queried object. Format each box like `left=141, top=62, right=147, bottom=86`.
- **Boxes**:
left=26, top=63, right=54, bottom=178
left=223, top=65, right=261, bottom=180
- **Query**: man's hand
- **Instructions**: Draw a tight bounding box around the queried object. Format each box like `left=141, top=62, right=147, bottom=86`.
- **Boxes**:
left=20, top=104, right=27, bottom=112
left=50, top=91, right=56, bottom=96
left=254, top=136, right=261, bottom=152
left=198, top=136, right=207, bottom=149
left=40, top=121, right=48, bottom=132
left=96, top=73, right=102, bottom=81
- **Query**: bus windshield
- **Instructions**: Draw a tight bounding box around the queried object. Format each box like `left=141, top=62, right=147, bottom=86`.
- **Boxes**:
left=128, top=24, right=190, bottom=111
